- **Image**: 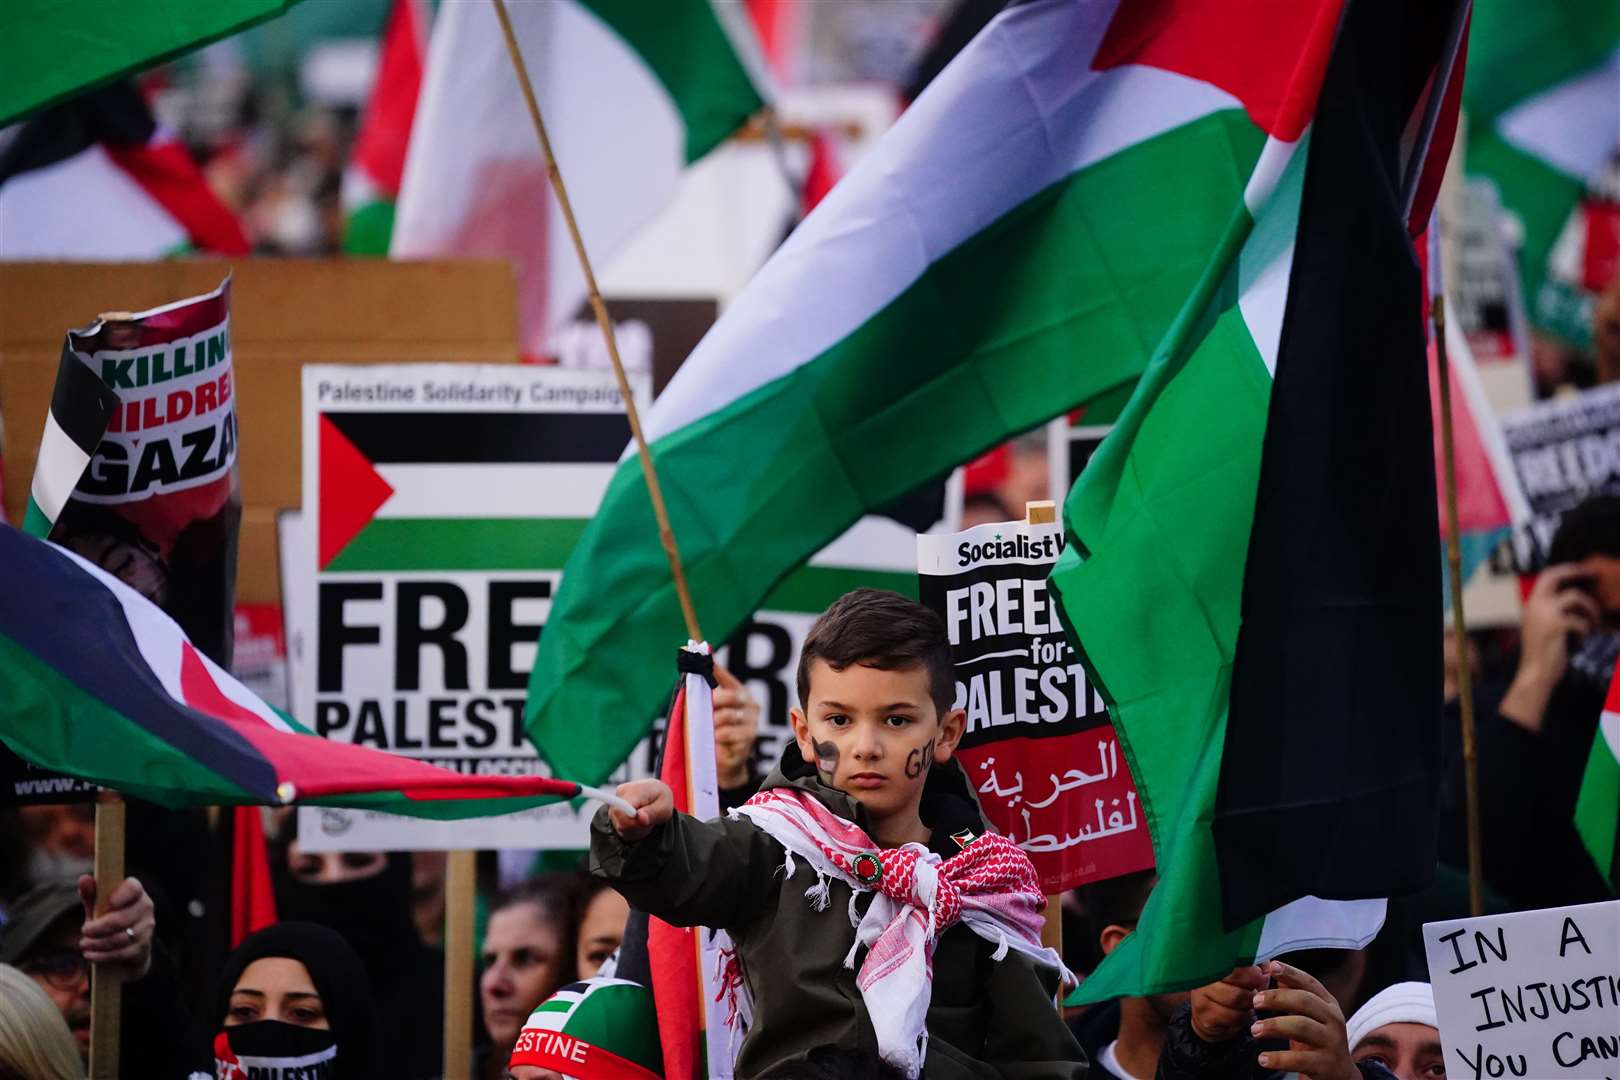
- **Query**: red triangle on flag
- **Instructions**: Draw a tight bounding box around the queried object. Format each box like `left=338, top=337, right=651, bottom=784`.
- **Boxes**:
left=319, top=415, right=394, bottom=568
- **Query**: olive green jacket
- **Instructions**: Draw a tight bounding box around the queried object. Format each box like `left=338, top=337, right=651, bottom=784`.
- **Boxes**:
left=589, top=745, right=1087, bottom=1079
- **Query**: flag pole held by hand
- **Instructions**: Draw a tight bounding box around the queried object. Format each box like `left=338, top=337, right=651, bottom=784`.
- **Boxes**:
left=88, top=791, right=124, bottom=1080
left=489, top=0, right=702, bottom=643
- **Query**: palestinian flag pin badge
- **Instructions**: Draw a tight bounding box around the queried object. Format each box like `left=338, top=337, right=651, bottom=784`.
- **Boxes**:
left=852, top=852, right=883, bottom=886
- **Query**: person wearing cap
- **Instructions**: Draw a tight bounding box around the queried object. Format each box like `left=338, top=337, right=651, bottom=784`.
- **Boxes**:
left=1344, top=982, right=1443, bottom=1080
left=507, top=976, right=663, bottom=1080
left=0, top=875, right=153, bottom=1059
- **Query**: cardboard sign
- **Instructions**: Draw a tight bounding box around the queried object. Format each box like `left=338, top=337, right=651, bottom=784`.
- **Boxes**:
left=917, top=520, right=1153, bottom=893
left=295, top=364, right=650, bottom=851
left=1423, top=900, right=1620, bottom=1080
left=1502, top=383, right=1620, bottom=572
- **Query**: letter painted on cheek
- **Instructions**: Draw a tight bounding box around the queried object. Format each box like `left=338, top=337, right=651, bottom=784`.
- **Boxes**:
left=812, top=739, right=839, bottom=783
left=904, top=738, right=936, bottom=779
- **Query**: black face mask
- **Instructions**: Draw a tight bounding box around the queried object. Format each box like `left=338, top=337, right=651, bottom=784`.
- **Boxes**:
left=214, top=1021, right=338, bottom=1079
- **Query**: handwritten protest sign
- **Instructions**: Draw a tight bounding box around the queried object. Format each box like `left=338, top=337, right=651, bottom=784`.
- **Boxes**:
left=918, top=519, right=1152, bottom=892
left=1423, top=900, right=1620, bottom=1079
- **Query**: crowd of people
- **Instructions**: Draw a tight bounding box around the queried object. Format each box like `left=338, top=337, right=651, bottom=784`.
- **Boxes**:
left=0, top=501, right=1614, bottom=1078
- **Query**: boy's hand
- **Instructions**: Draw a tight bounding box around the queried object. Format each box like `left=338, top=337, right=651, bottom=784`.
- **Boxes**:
left=610, top=779, right=673, bottom=842
left=1249, top=960, right=1358, bottom=1080
left=1190, top=965, right=1268, bottom=1043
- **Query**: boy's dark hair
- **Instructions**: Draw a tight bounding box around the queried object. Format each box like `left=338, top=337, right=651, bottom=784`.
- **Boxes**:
left=796, top=588, right=954, bottom=714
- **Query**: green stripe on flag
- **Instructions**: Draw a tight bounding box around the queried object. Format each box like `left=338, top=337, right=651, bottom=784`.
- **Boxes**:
left=326, top=518, right=591, bottom=572
left=22, top=497, right=52, bottom=539
left=1462, top=2, right=1620, bottom=123
left=577, top=0, right=765, bottom=164
left=0, top=632, right=258, bottom=806
left=528, top=110, right=1267, bottom=784
left=344, top=199, right=397, bottom=256
left=759, top=565, right=918, bottom=615
left=533, top=998, right=575, bottom=1014
left=1574, top=728, right=1619, bottom=890
left=0, top=0, right=307, bottom=127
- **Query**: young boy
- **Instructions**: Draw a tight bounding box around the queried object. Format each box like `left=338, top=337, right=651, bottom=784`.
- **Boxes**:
left=591, top=589, right=1084, bottom=1079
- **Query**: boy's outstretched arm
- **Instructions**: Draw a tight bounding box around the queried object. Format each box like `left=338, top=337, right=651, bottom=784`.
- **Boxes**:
left=590, top=778, right=778, bottom=932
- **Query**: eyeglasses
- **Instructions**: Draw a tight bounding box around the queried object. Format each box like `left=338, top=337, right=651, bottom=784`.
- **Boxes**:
left=22, top=949, right=88, bottom=991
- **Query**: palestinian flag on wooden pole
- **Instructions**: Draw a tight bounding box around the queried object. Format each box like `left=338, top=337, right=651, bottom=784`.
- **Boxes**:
left=528, top=0, right=1411, bottom=785
left=341, top=0, right=426, bottom=256
left=1462, top=1, right=1620, bottom=339
left=0, top=523, right=632, bottom=817
left=1576, top=660, right=1620, bottom=891
left=391, top=0, right=767, bottom=357
left=0, top=0, right=306, bottom=127
left=1050, top=0, right=1467, bottom=1002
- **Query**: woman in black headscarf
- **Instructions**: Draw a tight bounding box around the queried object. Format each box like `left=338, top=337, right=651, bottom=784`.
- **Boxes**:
left=206, top=921, right=371, bottom=1078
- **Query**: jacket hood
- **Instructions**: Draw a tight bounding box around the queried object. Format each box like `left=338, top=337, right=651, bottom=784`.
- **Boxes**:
left=760, top=741, right=990, bottom=851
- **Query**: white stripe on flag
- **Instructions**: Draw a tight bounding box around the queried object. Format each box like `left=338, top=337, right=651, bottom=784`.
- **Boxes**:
left=640, top=0, right=1242, bottom=450
left=0, top=143, right=186, bottom=258
left=1254, top=896, right=1387, bottom=962
left=30, top=411, right=94, bottom=525
left=1601, top=710, right=1620, bottom=761
left=373, top=463, right=616, bottom=519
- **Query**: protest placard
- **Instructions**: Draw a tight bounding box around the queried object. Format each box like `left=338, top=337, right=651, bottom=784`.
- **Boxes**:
left=295, top=363, right=651, bottom=850
left=1503, top=383, right=1620, bottom=573
left=1423, top=900, right=1620, bottom=1080
left=918, top=519, right=1153, bottom=893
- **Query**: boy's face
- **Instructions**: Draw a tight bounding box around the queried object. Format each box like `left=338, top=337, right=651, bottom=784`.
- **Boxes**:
left=790, top=659, right=965, bottom=823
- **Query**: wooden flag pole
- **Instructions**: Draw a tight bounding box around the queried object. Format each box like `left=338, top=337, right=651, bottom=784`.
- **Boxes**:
left=1023, top=500, right=1065, bottom=973
left=442, top=850, right=478, bottom=1080
left=88, top=790, right=125, bottom=1080
left=490, top=0, right=703, bottom=642
left=1433, top=296, right=1485, bottom=917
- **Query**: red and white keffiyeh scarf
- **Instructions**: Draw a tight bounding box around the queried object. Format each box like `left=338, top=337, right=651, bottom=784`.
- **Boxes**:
left=723, top=787, right=1071, bottom=1078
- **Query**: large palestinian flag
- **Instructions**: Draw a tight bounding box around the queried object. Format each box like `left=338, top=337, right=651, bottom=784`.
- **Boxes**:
left=528, top=0, right=1396, bottom=784
left=0, top=82, right=249, bottom=258
left=0, top=0, right=304, bottom=127
left=315, top=395, right=630, bottom=573
left=0, top=523, right=616, bottom=816
left=391, top=0, right=767, bottom=357
left=1576, top=660, right=1620, bottom=891
left=1051, top=0, right=1463, bottom=1002
left=1463, top=1, right=1620, bottom=341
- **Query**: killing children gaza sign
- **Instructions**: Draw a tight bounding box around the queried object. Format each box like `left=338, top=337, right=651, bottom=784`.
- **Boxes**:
left=1423, top=900, right=1620, bottom=1079
left=918, top=519, right=1152, bottom=892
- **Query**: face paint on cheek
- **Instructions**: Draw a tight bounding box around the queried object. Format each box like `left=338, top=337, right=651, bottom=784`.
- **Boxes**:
left=904, top=738, right=936, bottom=780
left=812, top=739, right=839, bottom=783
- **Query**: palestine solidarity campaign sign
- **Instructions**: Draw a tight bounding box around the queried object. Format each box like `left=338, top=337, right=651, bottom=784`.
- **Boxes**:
left=918, top=519, right=1152, bottom=893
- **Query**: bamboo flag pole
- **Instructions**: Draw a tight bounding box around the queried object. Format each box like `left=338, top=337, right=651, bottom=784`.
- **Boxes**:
left=441, top=850, right=477, bottom=1080
left=1433, top=295, right=1485, bottom=917
left=88, top=791, right=125, bottom=1080
left=1023, top=500, right=1065, bottom=976
left=490, top=0, right=702, bottom=642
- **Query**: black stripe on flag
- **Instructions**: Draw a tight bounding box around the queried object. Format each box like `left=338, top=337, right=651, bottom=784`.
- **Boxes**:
left=1212, top=0, right=1454, bottom=929
left=0, top=83, right=157, bottom=185
left=52, top=342, right=121, bottom=455
left=325, top=411, right=630, bottom=465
